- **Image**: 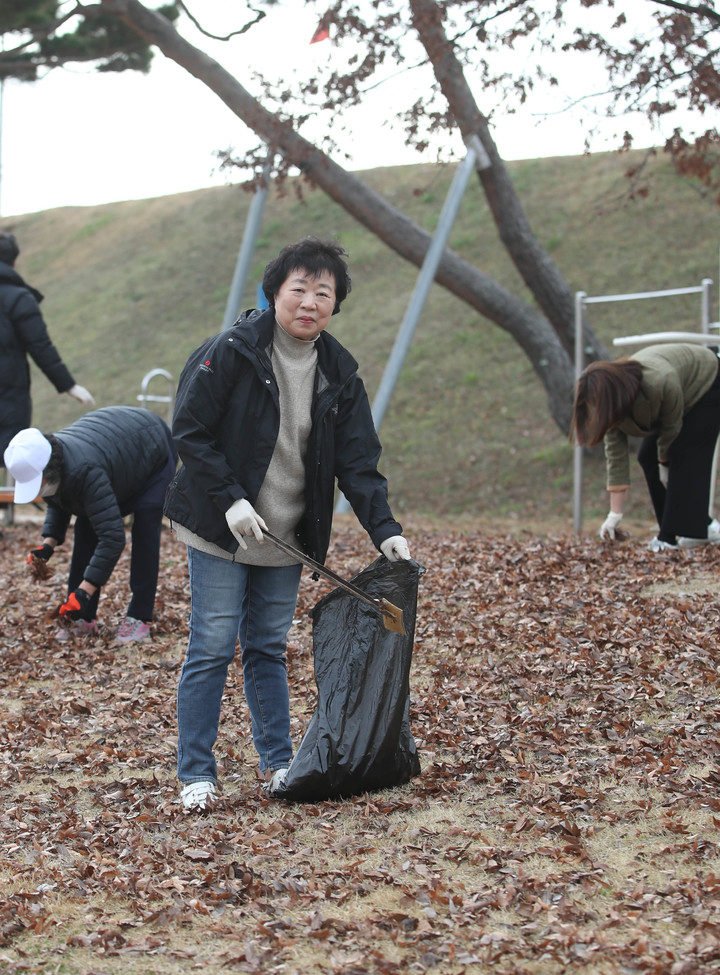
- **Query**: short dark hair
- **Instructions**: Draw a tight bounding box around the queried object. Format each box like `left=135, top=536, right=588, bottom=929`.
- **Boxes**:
left=0, top=232, right=19, bottom=266
left=570, top=358, right=644, bottom=446
left=262, top=236, right=351, bottom=315
left=44, top=434, right=65, bottom=486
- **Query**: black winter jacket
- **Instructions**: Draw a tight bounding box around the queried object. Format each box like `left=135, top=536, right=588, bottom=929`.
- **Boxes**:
left=164, top=309, right=402, bottom=563
left=0, top=261, right=75, bottom=455
left=43, top=407, right=176, bottom=588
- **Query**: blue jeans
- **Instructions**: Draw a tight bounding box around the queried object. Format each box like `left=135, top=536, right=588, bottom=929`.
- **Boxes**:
left=177, top=547, right=302, bottom=784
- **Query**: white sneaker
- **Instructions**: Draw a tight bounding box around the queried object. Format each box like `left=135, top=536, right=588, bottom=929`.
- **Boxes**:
left=678, top=518, right=720, bottom=549
left=648, top=536, right=678, bottom=553
left=263, top=767, right=289, bottom=796
left=181, top=780, right=217, bottom=810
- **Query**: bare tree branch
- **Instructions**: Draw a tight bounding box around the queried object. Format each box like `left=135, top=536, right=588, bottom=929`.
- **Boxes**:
left=175, top=1, right=266, bottom=41
left=650, top=0, right=720, bottom=26
left=408, top=0, right=607, bottom=362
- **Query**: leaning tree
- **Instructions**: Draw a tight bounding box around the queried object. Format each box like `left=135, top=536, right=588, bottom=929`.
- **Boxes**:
left=3, top=0, right=718, bottom=431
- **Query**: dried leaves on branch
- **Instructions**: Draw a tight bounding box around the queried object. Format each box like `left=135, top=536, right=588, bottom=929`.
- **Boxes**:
left=2, top=518, right=720, bottom=972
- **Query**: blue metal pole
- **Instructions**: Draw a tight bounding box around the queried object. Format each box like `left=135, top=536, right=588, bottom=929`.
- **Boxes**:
left=336, top=138, right=488, bottom=514
left=222, top=155, right=273, bottom=330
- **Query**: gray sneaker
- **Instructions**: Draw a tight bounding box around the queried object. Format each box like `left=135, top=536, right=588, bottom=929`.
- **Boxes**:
left=116, top=617, right=150, bottom=644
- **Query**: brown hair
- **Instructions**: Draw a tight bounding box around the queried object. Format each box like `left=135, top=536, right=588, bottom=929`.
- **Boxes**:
left=570, top=358, right=644, bottom=446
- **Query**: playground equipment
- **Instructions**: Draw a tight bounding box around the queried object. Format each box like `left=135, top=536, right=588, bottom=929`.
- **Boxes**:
left=573, top=278, right=719, bottom=532
left=136, top=368, right=174, bottom=424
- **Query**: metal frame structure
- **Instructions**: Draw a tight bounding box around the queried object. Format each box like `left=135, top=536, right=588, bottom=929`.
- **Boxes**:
left=573, top=278, right=717, bottom=531
left=136, top=367, right=175, bottom=423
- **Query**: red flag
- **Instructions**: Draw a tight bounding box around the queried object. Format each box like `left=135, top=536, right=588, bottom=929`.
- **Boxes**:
left=310, top=22, right=330, bottom=44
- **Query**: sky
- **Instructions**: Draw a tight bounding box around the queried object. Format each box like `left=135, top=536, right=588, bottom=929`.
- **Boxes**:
left=0, top=2, right=677, bottom=217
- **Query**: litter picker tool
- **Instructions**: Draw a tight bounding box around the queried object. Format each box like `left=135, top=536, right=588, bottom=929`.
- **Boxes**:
left=263, top=530, right=405, bottom=634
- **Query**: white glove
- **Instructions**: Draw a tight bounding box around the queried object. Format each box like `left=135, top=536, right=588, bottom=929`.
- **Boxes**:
left=380, top=535, right=411, bottom=562
left=599, top=510, right=623, bottom=540
left=66, top=384, right=95, bottom=408
left=225, top=498, right=267, bottom=550
left=658, top=463, right=669, bottom=487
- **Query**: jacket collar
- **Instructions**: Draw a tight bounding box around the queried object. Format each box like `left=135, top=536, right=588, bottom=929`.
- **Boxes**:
left=0, top=260, right=43, bottom=302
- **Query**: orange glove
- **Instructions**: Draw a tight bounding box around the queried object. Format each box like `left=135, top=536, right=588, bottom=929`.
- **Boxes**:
left=27, top=544, right=54, bottom=564
left=58, top=589, right=92, bottom=620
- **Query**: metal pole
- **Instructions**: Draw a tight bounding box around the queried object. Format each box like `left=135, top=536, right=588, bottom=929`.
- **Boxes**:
left=371, top=146, right=482, bottom=431
left=336, top=141, right=487, bottom=514
left=222, top=155, right=273, bottom=331
left=572, top=291, right=586, bottom=532
left=702, top=277, right=713, bottom=333
left=0, top=75, right=4, bottom=217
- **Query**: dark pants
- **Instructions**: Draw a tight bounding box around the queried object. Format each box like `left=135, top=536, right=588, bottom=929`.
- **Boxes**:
left=637, top=363, right=720, bottom=540
left=69, top=509, right=165, bottom=621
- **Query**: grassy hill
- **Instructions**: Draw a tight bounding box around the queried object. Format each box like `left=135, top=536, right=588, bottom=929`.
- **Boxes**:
left=4, top=149, right=719, bottom=531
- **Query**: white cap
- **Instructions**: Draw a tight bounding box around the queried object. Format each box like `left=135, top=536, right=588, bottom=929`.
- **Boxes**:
left=3, top=428, right=52, bottom=503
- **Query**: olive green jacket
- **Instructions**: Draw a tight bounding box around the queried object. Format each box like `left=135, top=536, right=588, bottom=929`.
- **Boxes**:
left=604, top=343, right=719, bottom=489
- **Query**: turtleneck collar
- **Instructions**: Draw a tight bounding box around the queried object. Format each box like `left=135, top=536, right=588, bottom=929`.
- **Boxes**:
left=274, top=317, right=319, bottom=350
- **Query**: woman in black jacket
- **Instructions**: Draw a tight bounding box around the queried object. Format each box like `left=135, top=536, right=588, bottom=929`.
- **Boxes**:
left=165, top=237, right=411, bottom=811
left=0, top=232, right=94, bottom=456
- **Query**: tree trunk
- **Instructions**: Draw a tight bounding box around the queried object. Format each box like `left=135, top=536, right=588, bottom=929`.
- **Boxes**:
left=408, top=0, right=607, bottom=364
left=101, top=0, right=580, bottom=432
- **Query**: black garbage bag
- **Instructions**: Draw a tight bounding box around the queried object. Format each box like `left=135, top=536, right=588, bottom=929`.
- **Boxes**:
left=274, top=556, right=424, bottom=802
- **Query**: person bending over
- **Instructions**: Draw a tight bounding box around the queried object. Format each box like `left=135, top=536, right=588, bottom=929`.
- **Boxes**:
left=4, top=406, right=177, bottom=643
left=571, top=342, right=720, bottom=551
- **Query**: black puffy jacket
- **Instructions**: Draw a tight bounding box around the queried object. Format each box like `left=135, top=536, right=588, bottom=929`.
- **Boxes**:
left=164, top=309, right=402, bottom=563
left=42, top=407, right=175, bottom=588
left=0, top=261, right=75, bottom=455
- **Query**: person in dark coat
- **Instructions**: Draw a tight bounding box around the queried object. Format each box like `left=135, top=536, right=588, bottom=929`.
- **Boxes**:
left=3, top=407, right=177, bottom=644
left=0, top=232, right=94, bottom=458
left=164, top=236, right=411, bottom=811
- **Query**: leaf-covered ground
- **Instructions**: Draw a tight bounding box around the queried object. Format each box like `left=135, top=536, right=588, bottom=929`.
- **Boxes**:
left=2, top=516, right=720, bottom=974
